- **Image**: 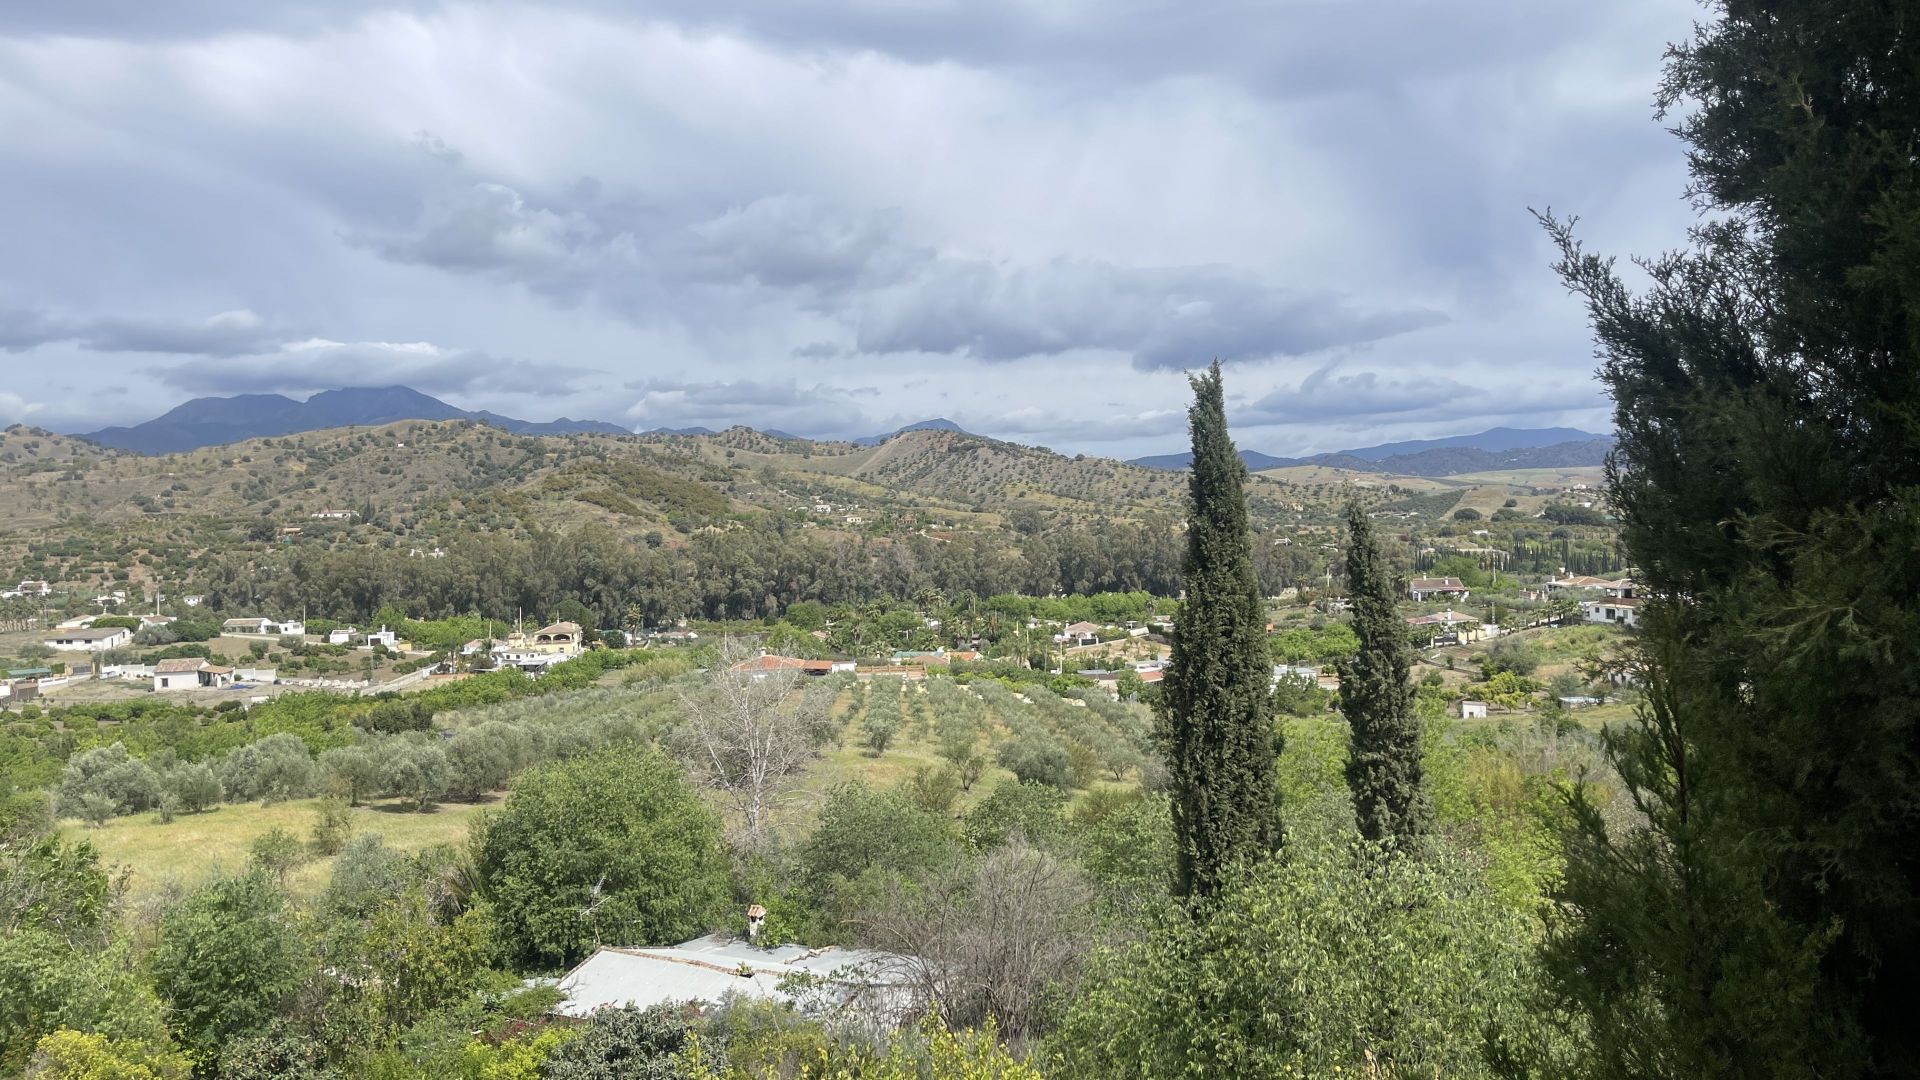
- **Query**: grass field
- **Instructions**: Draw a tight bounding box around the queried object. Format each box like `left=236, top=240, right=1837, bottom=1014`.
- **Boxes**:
left=61, top=794, right=494, bottom=899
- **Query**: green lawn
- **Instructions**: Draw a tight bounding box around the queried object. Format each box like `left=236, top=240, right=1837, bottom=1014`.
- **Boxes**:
left=61, top=794, right=494, bottom=899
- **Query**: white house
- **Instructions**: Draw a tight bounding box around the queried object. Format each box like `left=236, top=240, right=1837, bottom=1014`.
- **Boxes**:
left=310, top=509, right=358, bottom=520
left=327, top=626, right=358, bottom=646
left=180, top=595, right=204, bottom=607
left=153, top=658, right=235, bottom=691
left=363, top=626, right=400, bottom=649
left=1055, top=621, right=1102, bottom=647
left=1, top=580, right=51, bottom=599
left=221, top=618, right=286, bottom=636
left=1582, top=597, right=1641, bottom=629
left=1454, top=699, right=1490, bottom=719
left=45, top=626, right=132, bottom=652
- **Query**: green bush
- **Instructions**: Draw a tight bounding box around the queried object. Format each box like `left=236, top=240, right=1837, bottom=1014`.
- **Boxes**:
left=474, top=749, right=727, bottom=969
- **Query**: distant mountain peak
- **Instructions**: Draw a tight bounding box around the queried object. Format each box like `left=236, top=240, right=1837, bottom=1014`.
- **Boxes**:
left=852, top=418, right=968, bottom=446
left=82, top=386, right=631, bottom=454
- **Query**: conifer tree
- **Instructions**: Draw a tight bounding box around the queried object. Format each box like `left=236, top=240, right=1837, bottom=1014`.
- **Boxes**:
left=1338, top=501, right=1428, bottom=845
left=1540, top=3, right=1920, bottom=1074
left=1156, top=361, right=1279, bottom=898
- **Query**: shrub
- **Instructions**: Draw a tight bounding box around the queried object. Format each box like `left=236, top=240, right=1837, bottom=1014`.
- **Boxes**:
left=474, top=749, right=728, bottom=968
left=541, top=1005, right=709, bottom=1080
left=963, top=782, right=1067, bottom=850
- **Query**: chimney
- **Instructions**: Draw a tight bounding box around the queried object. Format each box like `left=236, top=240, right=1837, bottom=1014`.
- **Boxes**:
left=745, top=903, right=767, bottom=942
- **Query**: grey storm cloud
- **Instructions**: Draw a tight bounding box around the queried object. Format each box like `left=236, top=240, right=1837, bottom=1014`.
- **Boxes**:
left=0, top=0, right=1692, bottom=449
left=0, top=305, right=281, bottom=356
left=625, top=378, right=873, bottom=436
left=154, top=341, right=588, bottom=398
left=368, top=180, right=1441, bottom=369
left=1240, top=363, right=1605, bottom=426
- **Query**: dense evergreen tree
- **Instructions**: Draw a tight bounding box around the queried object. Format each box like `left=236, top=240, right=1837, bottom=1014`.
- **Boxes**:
left=1541, top=2, right=1920, bottom=1075
left=1155, top=362, right=1279, bottom=897
left=1338, top=501, right=1428, bottom=845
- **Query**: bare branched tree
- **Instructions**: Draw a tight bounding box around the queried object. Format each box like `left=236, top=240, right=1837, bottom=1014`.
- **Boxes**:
left=669, top=638, right=838, bottom=852
left=854, top=839, right=1095, bottom=1043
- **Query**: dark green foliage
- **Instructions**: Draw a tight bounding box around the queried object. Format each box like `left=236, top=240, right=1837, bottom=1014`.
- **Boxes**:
left=218, top=1025, right=338, bottom=1080
left=1338, top=502, right=1429, bottom=845
left=1538, top=2, right=1920, bottom=1075
left=962, top=780, right=1066, bottom=850
left=149, top=870, right=309, bottom=1059
left=473, top=749, right=727, bottom=969
left=1154, top=362, right=1280, bottom=897
left=541, top=1003, right=710, bottom=1080
left=1047, top=837, right=1558, bottom=1077
left=798, top=783, right=958, bottom=927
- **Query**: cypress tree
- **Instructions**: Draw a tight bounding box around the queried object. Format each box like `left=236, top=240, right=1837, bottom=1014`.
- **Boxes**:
left=1539, top=3, right=1920, bottom=1074
left=1156, top=361, right=1280, bottom=898
left=1338, top=501, right=1428, bottom=845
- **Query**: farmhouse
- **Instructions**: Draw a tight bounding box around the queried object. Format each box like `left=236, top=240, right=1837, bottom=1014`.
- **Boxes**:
left=1582, top=597, right=1641, bottom=628
left=1055, top=621, right=1102, bottom=646
left=1406, top=609, right=1486, bottom=643
left=1407, top=577, right=1470, bottom=602
left=1, top=580, right=51, bottom=599
left=729, top=654, right=853, bottom=678
left=221, top=617, right=301, bottom=637
left=152, top=658, right=235, bottom=692
left=44, top=626, right=132, bottom=652
left=327, top=626, right=358, bottom=645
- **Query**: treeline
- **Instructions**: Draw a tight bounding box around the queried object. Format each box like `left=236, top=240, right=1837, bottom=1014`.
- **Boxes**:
left=179, top=517, right=1310, bottom=629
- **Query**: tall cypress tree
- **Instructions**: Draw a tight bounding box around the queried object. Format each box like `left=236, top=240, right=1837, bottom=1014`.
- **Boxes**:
left=1156, top=361, right=1280, bottom=898
left=1338, top=501, right=1428, bottom=845
left=1539, top=3, right=1920, bottom=1075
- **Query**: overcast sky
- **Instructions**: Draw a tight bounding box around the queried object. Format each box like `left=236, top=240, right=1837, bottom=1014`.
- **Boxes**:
left=0, top=0, right=1700, bottom=456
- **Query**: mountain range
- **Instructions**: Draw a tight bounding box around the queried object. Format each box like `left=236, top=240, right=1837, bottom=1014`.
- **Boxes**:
left=83, top=386, right=631, bottom=455
left=1128, top=426, right=1615, bottom=477
left=84, top=387, right=986, bottom=455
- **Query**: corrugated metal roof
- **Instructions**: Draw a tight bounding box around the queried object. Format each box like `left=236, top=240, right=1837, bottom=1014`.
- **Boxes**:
left=554, top=934, right=915, bottom=1019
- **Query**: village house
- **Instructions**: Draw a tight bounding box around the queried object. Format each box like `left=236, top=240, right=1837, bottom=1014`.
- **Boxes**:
left=728, top=654, right=855, bottom=678
left=1582, top=597, right=1641, bottom=628
left=310, top=509, right=358, bottom=520
left=327, top=626, right=358, bottom=645
left=491, top=621, right=586, bottom=672
left=44, top=626, right=132, bottom=652
left=1407, top=577, right=1471, bottom=602
left=363, top=626, right=401, bottom=649
left=1, top=580, right=51, bottom=599
left=1454, top=699, right=1490, bottom=719
left=221, top=617, right=302, bottom=637
left=180, top=595, right=204, bottom=607
left=152, top=657, right=235, bottom=692
left=137, top=613, right=176, bottom=629
left=1055, top=621, right=1102, bottom=647
left=1406, top=609, right=1486, bottom=643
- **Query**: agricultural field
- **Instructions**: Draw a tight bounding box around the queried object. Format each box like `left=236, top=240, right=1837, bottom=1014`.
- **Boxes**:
left=60, top=794, right=490, bottom=900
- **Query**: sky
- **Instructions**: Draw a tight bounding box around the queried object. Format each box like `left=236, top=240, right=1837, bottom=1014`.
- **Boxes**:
left=0, top=0, right=1702, bottom=457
